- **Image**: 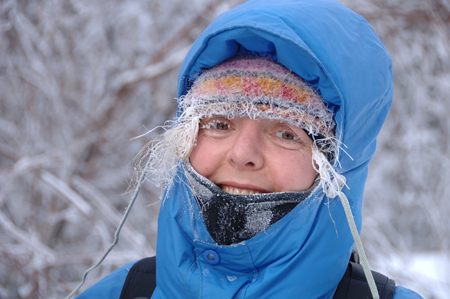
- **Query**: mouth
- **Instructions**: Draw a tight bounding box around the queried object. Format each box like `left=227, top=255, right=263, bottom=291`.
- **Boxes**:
left=221, top=185, right=261, bottom=195
left=220, top=185, right=265, bottom=195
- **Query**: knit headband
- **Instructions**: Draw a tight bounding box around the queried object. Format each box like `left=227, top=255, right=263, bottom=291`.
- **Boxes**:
left=180, top=55, right=336, bottom=140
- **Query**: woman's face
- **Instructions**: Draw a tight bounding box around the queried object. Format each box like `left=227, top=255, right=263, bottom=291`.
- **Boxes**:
left=189, top=116, right=318, bottom=194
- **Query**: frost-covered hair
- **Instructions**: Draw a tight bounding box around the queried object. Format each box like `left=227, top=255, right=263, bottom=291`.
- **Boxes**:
left=134, top=55, right=342, bottom=197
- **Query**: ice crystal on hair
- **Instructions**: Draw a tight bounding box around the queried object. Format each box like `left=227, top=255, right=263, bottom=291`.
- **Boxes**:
left=133, top=55, right=345, bottom=199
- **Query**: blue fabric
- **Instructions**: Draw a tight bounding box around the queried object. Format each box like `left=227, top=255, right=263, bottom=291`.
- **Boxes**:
left=77, top=0, right=422, bottom=298
left=76, top=263, right=424, bottom=298
left=168, top=1, right=392, bottom=296
left=393, top=286, right=424, bottom=299
left=76, top=261, right=135, bottom=299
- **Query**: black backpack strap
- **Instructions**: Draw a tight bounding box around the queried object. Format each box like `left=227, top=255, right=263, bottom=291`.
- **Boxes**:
left=334, top=262, right=396, bottom=299
left=119, top=256, right=157, bottom=299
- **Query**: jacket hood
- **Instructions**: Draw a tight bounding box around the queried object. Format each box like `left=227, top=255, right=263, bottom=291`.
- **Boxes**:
left=177, top=0, right=393, bottom=174
left=154, top=0, right=393, bottom=298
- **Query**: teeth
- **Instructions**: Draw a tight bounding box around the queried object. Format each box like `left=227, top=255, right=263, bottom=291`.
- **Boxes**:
left=222, top=186, right=261, bottom=195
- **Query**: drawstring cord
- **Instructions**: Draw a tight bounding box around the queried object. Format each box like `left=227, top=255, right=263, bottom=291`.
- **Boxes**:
left=332, top=176, right=380, bottom=299
left=65, top=155, right=152, bottom=299
left=65, top=148, right=379, bottom=299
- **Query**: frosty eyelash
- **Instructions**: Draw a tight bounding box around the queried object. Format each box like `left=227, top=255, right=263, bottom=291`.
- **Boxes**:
left=201, top=119, right=231, bottom=131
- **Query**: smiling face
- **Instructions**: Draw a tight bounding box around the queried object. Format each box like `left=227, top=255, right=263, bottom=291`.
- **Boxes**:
left=189, top=116, right=318, bottom=195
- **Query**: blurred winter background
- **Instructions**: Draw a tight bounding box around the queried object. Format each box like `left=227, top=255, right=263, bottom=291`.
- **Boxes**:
left=0, top=0, right=448, bottom=298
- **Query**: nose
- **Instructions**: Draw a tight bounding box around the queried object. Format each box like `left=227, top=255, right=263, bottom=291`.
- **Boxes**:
left=227, top=121, right=264, bottom=170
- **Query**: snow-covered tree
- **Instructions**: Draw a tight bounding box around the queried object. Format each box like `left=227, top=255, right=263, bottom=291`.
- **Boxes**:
left=0, top=0, right=448, bottom=297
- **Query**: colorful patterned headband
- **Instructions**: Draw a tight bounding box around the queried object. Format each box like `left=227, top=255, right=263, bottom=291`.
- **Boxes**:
left=180, top=55, right=335, bottom=139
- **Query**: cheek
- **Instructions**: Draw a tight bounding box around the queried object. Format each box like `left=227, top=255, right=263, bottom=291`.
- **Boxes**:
left=271, top=150, right=317, bottom=191
left=189, top=136, right=218, bottom=178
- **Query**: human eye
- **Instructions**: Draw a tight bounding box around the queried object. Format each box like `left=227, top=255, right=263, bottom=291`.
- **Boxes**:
left=200, top=118, right=232, bottom=132
left=275, top=130, right=300, bottom=142
left=212, top=121, right=230, bottom=130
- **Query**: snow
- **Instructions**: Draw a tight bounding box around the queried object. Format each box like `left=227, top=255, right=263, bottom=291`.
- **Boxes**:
left=1, top=0, right=449, bottom=297
left=372, top=252, right=450, bottom=299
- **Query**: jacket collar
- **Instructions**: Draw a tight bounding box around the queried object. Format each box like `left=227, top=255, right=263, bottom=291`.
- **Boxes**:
left=154, top=165, right=355, bottom=298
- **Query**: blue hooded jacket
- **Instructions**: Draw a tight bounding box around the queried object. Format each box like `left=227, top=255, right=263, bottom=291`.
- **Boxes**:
left=77, top=0, right=422, bottom=298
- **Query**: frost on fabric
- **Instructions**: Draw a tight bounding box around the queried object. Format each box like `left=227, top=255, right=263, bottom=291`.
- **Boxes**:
left=181, top=55, right=335, bottom=138
left=184, top=162, right=320, bottom=245
left=244, top=208, right=273, bottom=237
left=227, top=276, right=237, bottom=282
